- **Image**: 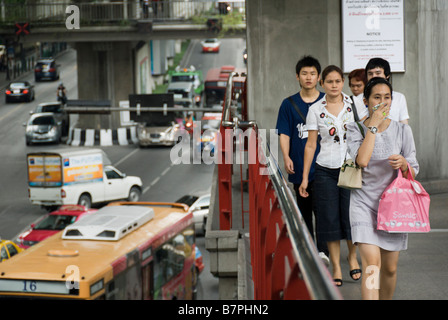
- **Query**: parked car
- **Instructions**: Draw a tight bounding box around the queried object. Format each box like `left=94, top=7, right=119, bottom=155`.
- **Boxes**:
left=17, top=205, right=98, bottom=249
left=5, top=81, right=35, bottom=103
left=34, top=58, right=60, bottom=81
left=30, top=102, right=69, bottom=136
left=24, top=112, right=62, bottom=145
left=175, top=194, right=210, bottom=235
left=0, top=239, right=23, bottom=262
left=201, top=38, right=221, bottom=53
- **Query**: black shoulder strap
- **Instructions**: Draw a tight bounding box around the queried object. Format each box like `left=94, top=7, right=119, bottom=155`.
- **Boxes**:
left=350, top=96, right=360, bottom=122
left=356, top=122, right=365, bottom=138
left=288, top=96, right=306, bottom=123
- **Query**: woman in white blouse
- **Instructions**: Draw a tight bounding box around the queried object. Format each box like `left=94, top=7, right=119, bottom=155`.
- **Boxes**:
left=299, top=65, right=361, bottom=287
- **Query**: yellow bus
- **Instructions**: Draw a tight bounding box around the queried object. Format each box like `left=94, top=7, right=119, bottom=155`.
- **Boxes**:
left=0, top=202, right=197, bottom=300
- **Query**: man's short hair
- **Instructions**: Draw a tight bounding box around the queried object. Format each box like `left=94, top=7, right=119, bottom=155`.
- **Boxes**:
left=365, top=57, right=391, bottom=79
left=296, top=55, right=321, bottom=76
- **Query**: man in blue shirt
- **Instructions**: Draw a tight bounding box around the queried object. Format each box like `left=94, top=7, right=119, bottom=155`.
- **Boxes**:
left=276, top=55, right=328, bottom=259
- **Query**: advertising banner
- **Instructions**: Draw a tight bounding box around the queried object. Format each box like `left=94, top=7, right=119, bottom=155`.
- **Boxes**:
left=342, top=0, right=405, bottom=73
left=62, top=153, right=103, bottom=185
left=28, top=156, right=62, bottom=187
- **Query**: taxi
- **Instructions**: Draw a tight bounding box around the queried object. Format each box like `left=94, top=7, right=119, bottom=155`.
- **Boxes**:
left=0, top=239, right=23, bottom=262
left=17, top=205, right=98, bottom=249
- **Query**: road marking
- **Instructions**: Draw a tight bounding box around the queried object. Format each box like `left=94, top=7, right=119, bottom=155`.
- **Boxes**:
left=0, top=205, right=12, bottom=218
left=0, top=104, right=25, bottom=122
left=161, top=167, right=170, bottom=176
left=115, top=148, right=139, bottom=166
left=142, top=166, right=170, bottom=195
left=142, top=177, right=160, bottom=195
left=150, top=176, right=160, bottom=186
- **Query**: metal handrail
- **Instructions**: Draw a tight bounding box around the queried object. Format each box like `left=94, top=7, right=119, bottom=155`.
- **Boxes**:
left=221, top=71, right=237, bottom=127
left=261, top=141, right=342, bottom=300
left=0, top=1, right=246, bottom=24
left=220, top=68, right=341, bottom=300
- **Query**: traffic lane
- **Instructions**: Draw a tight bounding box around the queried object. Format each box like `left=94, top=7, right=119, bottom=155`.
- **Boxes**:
left=0, top=50, right=78, bottom=240
left=142, top=159, right=215, bottom=203
left=0, top=49, right=78, bottom=117
left=186, top=38, right=247, bottom=73
left=0, top=202, right=45, bottom=241
left=0, top=50, right=78, bottom=147
left=104, top=142, right=216, bottom=203
left=104, top=145, right=181, bottom=200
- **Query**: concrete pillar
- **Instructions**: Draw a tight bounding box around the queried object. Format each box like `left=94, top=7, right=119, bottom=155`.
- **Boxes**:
left=150, top=39, right=169, bottom=81
left=246, top=0, right=448, bottom=188
left=75, top=42, right=134, bottom=129
left=135, top=41, right=154, bottom=94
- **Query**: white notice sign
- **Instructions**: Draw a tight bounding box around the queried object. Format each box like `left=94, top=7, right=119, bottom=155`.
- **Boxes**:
left=342, top=0, right=405, bottom=73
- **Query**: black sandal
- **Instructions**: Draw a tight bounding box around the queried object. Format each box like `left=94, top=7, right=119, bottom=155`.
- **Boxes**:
left=349, top=269, right=362, bottom=281
left=333, top=279, right=343, bottom=287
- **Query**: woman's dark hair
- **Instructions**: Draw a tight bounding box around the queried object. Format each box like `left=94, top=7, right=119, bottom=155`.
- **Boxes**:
left=321, top=65, right=344, bottom=82
left=296, top=55, right=321, bottom=76
left=364, top=77, right=393, bottom=99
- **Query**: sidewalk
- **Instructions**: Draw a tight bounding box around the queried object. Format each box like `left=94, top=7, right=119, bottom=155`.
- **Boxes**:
left=338, top=192, right=448, bottom=300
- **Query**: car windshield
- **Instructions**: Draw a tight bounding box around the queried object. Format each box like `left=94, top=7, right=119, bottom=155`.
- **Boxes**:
left=31, top=116, right=55, bottom=125
left=171, top=75, right=194, bottom=82
left=34, top=215, right=77, bottom=230
left=176, top=195, right=199, bottom=206
left=205, top=39, right=217, bottom=43
left=40, top=104, right=61, bottom=113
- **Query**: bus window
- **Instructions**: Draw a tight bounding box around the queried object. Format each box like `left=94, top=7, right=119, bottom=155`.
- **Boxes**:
left=142, top=263, right=153, bottom=300
left=0, top=247, right=7, bottom=262
left=154, top=245, right=169, bottom=299
left=153, top=231, right=194, bottom=299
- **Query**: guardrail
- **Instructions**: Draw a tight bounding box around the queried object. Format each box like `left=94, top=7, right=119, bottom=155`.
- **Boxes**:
left=0, top=1, right=245, bottom=24
left=219, top=72, right=342, bottom=300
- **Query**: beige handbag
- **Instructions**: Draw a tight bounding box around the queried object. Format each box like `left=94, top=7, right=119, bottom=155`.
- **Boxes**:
left=337, top=158, right=362, bottom=190
left=337, top=122, right=365, bottom=190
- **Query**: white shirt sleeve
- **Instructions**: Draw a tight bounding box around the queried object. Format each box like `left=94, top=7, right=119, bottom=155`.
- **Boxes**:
left=306, top=105, right=319, bottom=131
left=353, top=94, right=368, bottom=120
left=398, top=92, right=410, bottom=121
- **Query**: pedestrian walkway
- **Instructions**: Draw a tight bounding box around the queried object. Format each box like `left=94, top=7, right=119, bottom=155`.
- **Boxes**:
left=334, top=192, right=448, bottom=300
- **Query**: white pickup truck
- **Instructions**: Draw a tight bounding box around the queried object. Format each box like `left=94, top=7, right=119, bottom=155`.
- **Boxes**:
left=27, top=148, right=143, bottom=210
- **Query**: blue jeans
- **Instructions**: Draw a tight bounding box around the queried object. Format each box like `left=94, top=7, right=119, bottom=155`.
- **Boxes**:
left=314, top=164, right=351, bottom=242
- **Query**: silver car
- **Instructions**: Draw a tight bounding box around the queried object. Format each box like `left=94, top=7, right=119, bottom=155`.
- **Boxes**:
left=24, top=113, right=62, bottom=146
left=137, top=122, right=180, bottom=147
left=30, top=102, right=69, bottom=136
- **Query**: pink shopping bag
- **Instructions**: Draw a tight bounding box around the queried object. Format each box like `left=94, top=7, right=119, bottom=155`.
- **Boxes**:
left=377, top=164, right=431, bottom=233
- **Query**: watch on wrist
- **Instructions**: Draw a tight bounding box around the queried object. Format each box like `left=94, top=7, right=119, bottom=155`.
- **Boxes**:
left=368, top=126, right=378, bottom=134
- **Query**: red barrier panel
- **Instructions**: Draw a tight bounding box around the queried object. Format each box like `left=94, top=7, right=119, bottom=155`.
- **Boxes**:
left=247, top=130, right=311, bottom=300
left=218, top=73, right=333, bottom=300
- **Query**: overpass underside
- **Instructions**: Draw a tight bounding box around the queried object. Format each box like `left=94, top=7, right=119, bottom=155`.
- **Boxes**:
left=13, top=23, right=246, bottom=43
